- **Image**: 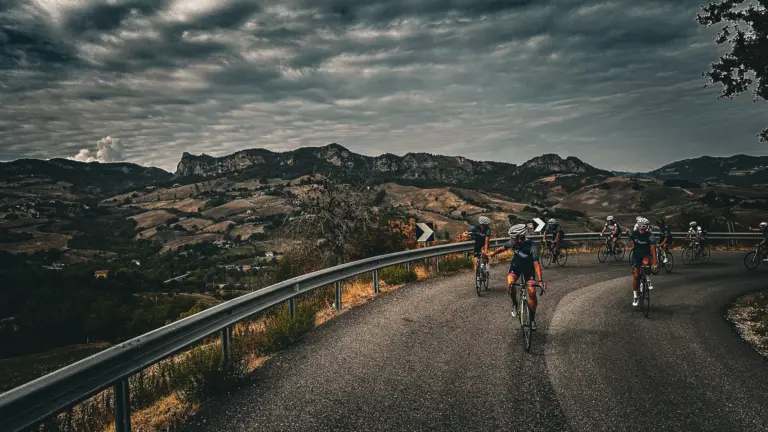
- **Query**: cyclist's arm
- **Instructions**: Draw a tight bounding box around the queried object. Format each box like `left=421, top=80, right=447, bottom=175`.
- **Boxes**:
left=487, top=245, right=507, bottom=258
left=530, top=242, right=544, bottom=282
left=484, top=232, right=490, bottom=252
left=600, top=226, right=606, bottom=235
left=650, top=237, right=658, bottom=267
left=555, top=229, right=562, bottom=242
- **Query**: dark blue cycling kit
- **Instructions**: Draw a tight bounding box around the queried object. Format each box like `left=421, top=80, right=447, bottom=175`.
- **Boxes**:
left=469, top=225, right=491, bottom=255
left=499, top=238, right=539, bottom=279
left=628, top=229, right=656, bottom=267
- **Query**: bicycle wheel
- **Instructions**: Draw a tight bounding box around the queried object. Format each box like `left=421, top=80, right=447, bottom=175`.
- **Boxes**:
left=598, top=244, right=609, bottom=263
left=521, top=299, right=532, bottom=352
left=556, top=247, right=568, bottom=266
left=698, top=245, right=711, bottom=264
left=475, top=264, right=482, bottom=296
left=744, top=251, right=760, bottom=270
left=483, top=266, right=490, bottom=290
left=681, top=247, right=694, bottom=265
left=541, top=247, right=553, bottom=269
left=663, top=251, right=674, bottom=273
left=642, top=279, right=650, bottom=318
left=614, top=242, right=626, bottom=261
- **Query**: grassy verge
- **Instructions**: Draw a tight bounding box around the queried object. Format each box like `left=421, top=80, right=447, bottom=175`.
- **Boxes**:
left=727, top=290, right=768, bottom=358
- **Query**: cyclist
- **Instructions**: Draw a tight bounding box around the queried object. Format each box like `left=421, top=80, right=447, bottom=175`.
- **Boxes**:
left=488, top=224, right=547, bottom=330
left=760, top=222, right=768, bottom=249
left=464, top=216, right=492, bottom=283
left=654, top=218, right=672, bottom=264
left=626, top=218, right=658, bottom=307
left=601, top=215, right=621, bottom=253
left=632, top=215, right=645, bottom=232
left=543, top=218, right=565, bottom=259
left=686, top=221, right=705, bottom=253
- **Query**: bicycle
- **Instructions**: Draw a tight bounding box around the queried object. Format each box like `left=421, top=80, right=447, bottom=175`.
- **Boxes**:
left=636, top=257, right=652, bottom=318
left=681, top=240, right=711, bottom=265
left=652, top=243, right=674, bottom=274
left=509, top=279, right=545, bottom=352
left=744, top=243, right=768, bottom=270
left=542, top=241, right=568, bottom=268
left=475, top=253, right=490, bottom=296
left=598, top=234, right=625, bottom=262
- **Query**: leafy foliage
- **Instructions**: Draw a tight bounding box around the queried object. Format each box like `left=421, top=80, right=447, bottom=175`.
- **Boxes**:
left=697, top=1, right=768, bottom=141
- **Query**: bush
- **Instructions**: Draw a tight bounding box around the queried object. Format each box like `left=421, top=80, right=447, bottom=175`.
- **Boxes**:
left=380, top=266, right=418, bottom=285
left=439, top=254, right=474, bottom=272
left=173, top=342, right=248, bottom=406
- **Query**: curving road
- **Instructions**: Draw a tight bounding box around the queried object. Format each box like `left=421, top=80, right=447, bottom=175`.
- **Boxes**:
left=184, top=252, right=768, bottom=432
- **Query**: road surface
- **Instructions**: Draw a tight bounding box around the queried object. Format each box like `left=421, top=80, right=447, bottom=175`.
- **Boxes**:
left=184, top=252, right=768, bottom=432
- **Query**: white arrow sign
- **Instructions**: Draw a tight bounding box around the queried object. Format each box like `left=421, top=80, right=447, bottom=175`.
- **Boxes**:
left=416, top=222, right=434, bottom=242
left=533, top=218, right=546, bottom=233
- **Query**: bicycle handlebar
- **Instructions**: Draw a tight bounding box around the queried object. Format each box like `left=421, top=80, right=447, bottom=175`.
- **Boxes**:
left=509, top=280, right=546, bottom=295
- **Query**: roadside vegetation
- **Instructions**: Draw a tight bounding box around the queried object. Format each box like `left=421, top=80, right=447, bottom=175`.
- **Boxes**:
left=727, top=291, right=768, bottom=358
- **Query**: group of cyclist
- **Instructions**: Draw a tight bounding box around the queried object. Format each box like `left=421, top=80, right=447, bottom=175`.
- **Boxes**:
left=464, top=215, right=768, bottom=321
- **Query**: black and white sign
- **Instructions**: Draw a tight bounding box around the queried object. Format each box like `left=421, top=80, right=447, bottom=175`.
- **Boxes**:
left=533, top=218, right=546, bottom=233
left=415, top=222, right=435, bottom=242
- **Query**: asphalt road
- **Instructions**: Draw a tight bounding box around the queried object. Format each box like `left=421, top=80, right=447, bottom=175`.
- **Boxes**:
left=184, top=251, right=768, bottom=432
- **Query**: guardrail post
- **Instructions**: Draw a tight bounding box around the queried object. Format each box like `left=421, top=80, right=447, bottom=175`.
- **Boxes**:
left=221, top=326, right=231, bottom=365
left=435, top=255, right=440, bottom=273
left=373, top=270, right=379, bottom=294
left=335, top=281, right=342, bottom=310
left=289, top=283, right=299, bottom=318
left=405, top=262, right=410, bottom=272
left=114, top=378, right=131, bottom=432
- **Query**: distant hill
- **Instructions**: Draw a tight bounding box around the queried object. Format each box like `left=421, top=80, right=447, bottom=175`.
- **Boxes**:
left=0, top=158, right=172, bottom=196
left=174, top=144, right=612, bottom=199
left=649, top=155, right=768, bottom=186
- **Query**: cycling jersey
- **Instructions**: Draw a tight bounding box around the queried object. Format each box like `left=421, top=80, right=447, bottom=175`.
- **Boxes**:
left=499, top=238, right=539, bottom=279
left=604, top=222, right=621, bottom=236
left=628, top=229, right=656, bottom=267
left=469, top=224, right=491, bottom=254
left=688, top=226, right=704, bottom=240
left=545, top=223, right=565, bottom=240
left=658, top=225, right=672, bottom=240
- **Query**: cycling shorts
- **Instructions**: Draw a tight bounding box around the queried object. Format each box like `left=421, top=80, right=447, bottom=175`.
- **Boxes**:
left=631, top=251, right=652, bottom=268
left=508, top=261, right=535, bottom=281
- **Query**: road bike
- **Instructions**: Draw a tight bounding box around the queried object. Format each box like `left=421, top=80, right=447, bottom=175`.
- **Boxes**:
left=475, top=253, right=490, bottom=296
left=681, top=240, right=711, bottom=265
left=744, top=243, right=768, bottom=270
left=509, top=279, right=545, bottom=352
left=541, top=241, right=568, bottom=268
left=637, top=257, right=652, bottom=317
left=598, top=234, right=625, bottom=263
left=652, top=244, right=674, bottom=274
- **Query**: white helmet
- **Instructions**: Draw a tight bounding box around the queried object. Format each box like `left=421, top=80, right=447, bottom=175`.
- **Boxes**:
left=606, top=215, right=614, bottom=221
left=636, top=216, right=643, bottom=222
left=478, top=216, right=491, bottom=225
left=689, top=221, right=697, bottom=227
left=637, top=218, right=649, bottom=229
left=548, top=218, right=556, bottom=224
left=760, top=222, right=767, bottom=229
left=508, top=224, right=527, bottom=238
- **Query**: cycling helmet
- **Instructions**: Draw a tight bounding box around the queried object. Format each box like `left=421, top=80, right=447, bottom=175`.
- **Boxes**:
left=548, top=218, right=556, bottom=224
left=760, top=222, right=767, bottom=229
left=637, top=218, right=649, bottom=229
left=606, top=215, right=614, bottom=221
left=636, top=216, right=643, bottom=222
left=478, top=216, right=491, bottom=226
left=689, top=221, right=697, bottom=227
left=508, top=224, right=527, bottom=238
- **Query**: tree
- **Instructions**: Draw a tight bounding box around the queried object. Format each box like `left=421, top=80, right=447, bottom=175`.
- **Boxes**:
left=697, top=1, right=768, bottom=141
left=284, top=178, right=379, bottom=264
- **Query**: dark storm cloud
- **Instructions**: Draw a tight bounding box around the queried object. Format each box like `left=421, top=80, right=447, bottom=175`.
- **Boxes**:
left=0, top=0, right=765, bottom=172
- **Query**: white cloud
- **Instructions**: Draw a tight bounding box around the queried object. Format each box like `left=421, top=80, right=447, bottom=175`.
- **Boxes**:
left=69, top=136, right=124, bottom=163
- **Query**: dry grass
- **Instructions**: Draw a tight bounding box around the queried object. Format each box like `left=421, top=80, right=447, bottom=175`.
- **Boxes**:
left=201, top=199, right=258, bottom=219
left=129, top=210, right=176, bottom=229
left=176, top=218, right=214, bottom=231
left=160, top=234, right=223, bottom=253
left=728, top=291, right=768, bottom=358
left=0, top=230, right=72, bottom=253
left=230, top=223, right=265, bottom=239
left=203, top=221, right=236, bottom=233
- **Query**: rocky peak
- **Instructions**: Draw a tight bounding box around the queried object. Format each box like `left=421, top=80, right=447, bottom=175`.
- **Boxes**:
left=522, top=154, right=590, bottom=173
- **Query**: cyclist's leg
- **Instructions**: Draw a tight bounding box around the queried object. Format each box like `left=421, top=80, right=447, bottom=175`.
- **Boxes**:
left=507, top=268, right=519, bottom=316
left=631, top=251, right=641, bottom=305
left=524, top=269, right=538, bottom=326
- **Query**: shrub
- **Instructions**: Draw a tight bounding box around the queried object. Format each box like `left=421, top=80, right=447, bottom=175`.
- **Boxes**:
left=380, top=266, right=418, bottom=285
left=172, top=342, right=248, bottom=406
left=439, top=254, right=474, bottom=272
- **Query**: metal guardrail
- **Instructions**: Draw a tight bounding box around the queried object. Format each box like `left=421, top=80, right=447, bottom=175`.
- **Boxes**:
left=0, top=231, right=762, bottom=432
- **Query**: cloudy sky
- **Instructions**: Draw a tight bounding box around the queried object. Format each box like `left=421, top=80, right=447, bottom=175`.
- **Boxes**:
left=1, top=0, right=766, bottom=173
